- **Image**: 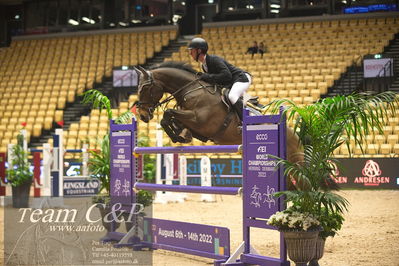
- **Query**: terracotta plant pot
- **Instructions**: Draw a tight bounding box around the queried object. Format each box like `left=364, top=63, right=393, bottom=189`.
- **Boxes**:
left=283, top=230, right=319, bottom=266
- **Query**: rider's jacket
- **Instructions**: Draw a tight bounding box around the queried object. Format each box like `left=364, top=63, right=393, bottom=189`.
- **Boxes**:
left=200, top=54, right=249, bottom=89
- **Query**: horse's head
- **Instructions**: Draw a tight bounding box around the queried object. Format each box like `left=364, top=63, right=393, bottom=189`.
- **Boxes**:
left=135, top=66, right=164, bottom=123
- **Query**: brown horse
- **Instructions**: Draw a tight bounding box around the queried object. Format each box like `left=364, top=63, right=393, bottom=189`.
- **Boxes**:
left=134, top=62, right=302, bottom=164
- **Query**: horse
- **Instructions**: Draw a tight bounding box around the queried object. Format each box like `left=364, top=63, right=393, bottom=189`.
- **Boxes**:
left=134, top=62, right=303, bottom=164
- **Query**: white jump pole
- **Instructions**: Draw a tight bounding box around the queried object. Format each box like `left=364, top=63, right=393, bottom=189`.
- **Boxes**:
left=200, top=156, right=215, bottom=202
left=41, top=143, right=52, bottom=197
left=81, top=143, right=89, bottom=176
left=154, top=125, right=170, bottom=203
left=179, top=155, right=187, bottom=200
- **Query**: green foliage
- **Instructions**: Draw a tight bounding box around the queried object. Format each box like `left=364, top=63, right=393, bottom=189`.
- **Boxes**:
left=317, top=208, right=345, bottom=240
left=266, top=91, right=399, bottom=237
left=82, top=89, right=113, bottom=120
left=268, top=91, right=398, bottom=158
left=136, top=190, right=153, bottom=207
left=88, top=134, right=110, bottom=194
left=115, top=110, right=134, bottom=124
left=83, top=90, right=154, bottom=206
left=138, top=135, right=156, bottom=183
left=6, top=134, right=33, bottom=187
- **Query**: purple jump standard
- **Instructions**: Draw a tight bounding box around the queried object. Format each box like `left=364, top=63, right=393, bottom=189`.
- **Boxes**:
left=109, top=108, right=290, bottom=266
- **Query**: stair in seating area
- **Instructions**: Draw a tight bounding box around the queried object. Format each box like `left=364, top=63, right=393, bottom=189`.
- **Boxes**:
left=383, top=32, right=399, bottom=92
left=28, top=36, right=190, bottom=149
left=326, top=64, right=364, bottom=96
left=324, top=32, right=399, bottom=97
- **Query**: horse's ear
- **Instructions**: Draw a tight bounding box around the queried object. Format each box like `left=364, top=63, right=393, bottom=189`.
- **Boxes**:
left=133, top=67, right=142, bottom=79
left=136, top=65, right=150, bottom=79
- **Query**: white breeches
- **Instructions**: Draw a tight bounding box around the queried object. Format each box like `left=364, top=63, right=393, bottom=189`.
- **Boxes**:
left=228, top=73, right=252, bottom=104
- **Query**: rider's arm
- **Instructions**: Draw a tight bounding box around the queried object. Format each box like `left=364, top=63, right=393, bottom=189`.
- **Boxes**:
left=199, top=56, right=232, bottom=85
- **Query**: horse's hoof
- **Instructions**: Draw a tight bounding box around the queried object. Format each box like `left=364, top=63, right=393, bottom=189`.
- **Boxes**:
left=172, top=136, right=186, bottom=143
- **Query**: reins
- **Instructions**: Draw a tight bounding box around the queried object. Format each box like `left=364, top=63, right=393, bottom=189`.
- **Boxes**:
left=154, top=77, right=202, bottom=108
left=133, top=71, right=216, bottom=111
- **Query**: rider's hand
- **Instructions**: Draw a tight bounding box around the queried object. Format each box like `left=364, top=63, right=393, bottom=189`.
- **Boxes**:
left=198, top=72, right=211, bottom=81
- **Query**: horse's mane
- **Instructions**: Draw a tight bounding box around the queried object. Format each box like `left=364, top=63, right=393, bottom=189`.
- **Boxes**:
left=150, top=61, right=197, bottom=74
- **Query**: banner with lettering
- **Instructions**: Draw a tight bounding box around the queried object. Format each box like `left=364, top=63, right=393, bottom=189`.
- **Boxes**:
left=184, top=157, right=399, bottom=189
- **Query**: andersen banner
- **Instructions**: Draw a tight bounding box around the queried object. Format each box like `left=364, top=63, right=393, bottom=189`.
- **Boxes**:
left=185, top=158, right=399, bottom=189
left=331, top=158, right=399, bottom=189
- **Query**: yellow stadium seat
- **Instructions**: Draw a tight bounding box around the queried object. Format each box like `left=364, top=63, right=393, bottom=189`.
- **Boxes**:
left=380, top=143, right=392, bottom=155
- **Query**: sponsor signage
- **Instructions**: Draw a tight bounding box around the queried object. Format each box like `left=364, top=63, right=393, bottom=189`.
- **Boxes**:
left=63, top=177, right=100, bottom=197
left=331, top=158, right=399, bottom=189
left=143, top=217, right=230, bottom=259
left=113, top=69, right=138, bottom=87
left=186, top=157, right=399, bottom=189
left=363, top=58, right=393, bottom=78
left=186, top=158, right=242, bottom=186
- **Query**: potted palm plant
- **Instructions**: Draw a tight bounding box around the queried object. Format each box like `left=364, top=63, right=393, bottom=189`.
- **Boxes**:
left=266, top=91, right=399, bottom=266
left=7, top=132, right=33, bottom=208
left=82, top=89, right=154, bottom=238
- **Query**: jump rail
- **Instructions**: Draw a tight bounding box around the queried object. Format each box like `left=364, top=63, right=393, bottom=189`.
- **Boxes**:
left=134, top=145, right=241, bottom=155
left=134, top=183, right=241, bottom=195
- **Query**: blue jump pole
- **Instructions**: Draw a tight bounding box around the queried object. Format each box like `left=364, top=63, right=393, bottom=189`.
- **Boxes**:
left=134, top=182, right=241, bottom=195
left=134, top=145, right=241, bottom=155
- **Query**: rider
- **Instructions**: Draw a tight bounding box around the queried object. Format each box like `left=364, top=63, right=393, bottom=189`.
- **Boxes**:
left=188, top=37, right=251, bottom=120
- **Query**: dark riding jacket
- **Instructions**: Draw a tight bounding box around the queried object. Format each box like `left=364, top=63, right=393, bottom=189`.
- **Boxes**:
left=200, top=54, right=249, bottom=89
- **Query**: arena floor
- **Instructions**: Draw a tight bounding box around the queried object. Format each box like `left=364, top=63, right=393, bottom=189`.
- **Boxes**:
left=1, top=190, right=398, bottom=266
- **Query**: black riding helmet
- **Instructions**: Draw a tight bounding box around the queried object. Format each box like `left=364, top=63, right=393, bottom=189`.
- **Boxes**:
left=188, top=37, right=208, bottom=52
left=188, top=38, right=208, bottom=61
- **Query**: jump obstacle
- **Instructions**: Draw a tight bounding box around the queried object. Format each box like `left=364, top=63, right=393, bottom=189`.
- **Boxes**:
left=152, top=127, right=227, bottom=203
left=0, top=128, right=97, bottom=201
left=108, top=109, right=290, bottom=266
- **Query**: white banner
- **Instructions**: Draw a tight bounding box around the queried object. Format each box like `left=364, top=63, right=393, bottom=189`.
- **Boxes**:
left=113, top=69, right=138, bottom=87
left=363, top=58, right=393, bottom=78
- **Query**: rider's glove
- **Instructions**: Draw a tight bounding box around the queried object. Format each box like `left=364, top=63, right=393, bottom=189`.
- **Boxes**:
left=198, top=73, right=211, bottom=82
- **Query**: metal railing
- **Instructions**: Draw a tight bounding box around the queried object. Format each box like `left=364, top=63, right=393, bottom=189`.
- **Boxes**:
left=364, top=59, right=395, bottom=93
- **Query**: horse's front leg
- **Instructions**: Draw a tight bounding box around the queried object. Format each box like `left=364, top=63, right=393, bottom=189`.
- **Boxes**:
left=161, top=109, right=197, bottom=143
left=160, top=117, right=185, bottom=143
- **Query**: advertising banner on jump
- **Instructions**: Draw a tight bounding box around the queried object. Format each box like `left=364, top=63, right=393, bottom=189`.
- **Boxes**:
left=142, top=218, right=230, bottom=259
left=185, top=157, right=399, bottom=190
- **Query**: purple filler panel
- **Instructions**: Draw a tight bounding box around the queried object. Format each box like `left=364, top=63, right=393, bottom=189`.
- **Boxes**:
left=244, top=124, right=280, bottom=220
left=110, top=131, right=134, bottom=208
left=143, top=218, right=230, bottom=260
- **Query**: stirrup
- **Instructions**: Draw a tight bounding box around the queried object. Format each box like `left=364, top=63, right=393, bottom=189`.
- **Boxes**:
left=246, top=101, right=268, bottom=114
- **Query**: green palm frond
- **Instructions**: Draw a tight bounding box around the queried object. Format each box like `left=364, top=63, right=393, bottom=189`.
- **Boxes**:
left=88, top=135, right=110, bottom=194
left=114, top=110, right=134, bottom=124
left=82, top=89, right=113, bottom=120
left=267, top=92, right=398, bottom=231
left=266, top=91, right=399, bottom=157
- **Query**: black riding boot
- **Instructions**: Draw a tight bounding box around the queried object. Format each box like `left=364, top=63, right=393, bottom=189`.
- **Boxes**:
left=233, top=99, right=243, bottom=121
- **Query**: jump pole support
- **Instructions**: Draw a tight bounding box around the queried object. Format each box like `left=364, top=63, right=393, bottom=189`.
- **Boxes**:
left=109, top=109, right=289, bottom=266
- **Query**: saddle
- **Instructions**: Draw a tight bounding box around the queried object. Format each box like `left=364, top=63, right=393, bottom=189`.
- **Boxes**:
left=221, top=88, right=265, bottom=111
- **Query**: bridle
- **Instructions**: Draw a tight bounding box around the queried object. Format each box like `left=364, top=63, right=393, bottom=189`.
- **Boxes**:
left=133, top=71, right=162, bottom=116
left=132, top=70, right=205, bottom=116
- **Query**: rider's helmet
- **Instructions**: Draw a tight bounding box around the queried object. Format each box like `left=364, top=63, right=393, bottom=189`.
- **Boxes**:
left=188, top=37, right=208, bottom=53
